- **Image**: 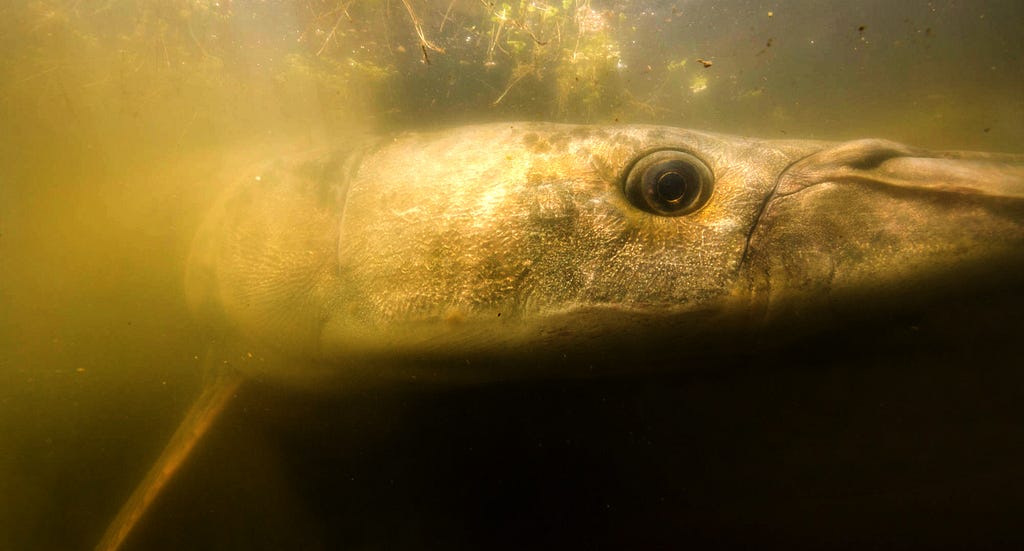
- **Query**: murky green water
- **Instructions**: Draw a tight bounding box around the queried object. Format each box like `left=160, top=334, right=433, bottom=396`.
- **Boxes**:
left=2, top=1, right=1022, bottom=549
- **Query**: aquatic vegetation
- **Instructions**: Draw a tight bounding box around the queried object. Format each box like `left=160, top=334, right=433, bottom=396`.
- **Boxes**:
left=5, top=0, right=1021, bottom=148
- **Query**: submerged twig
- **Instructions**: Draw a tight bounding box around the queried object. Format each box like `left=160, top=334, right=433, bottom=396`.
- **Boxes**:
left=509, top=18, right=548, bottom=46
left=484, top=10, right=505, bottom=65
left=492, top=67, right=531, bottom=105
left=95, top=367, right=243, bottom=551
left=316, top=1, right=355, bottom=56
left=479, top=0, right=548, bottom=66
left=439, top=0, right=457, bottom=33
left=401, top=0, right=445, bottom=54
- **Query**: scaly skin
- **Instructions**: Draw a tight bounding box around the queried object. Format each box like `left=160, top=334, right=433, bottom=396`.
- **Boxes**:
left=186, top=122, right=1024, bottom=382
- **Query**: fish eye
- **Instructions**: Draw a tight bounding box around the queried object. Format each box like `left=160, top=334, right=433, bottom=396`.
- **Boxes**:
left=623, top=150, right=714, bottom=216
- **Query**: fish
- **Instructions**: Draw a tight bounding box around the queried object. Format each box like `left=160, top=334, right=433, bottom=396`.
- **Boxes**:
left=96, top=122, right=1024, bottom=550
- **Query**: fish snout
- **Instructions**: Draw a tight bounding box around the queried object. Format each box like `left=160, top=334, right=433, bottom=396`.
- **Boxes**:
left=745, top=139, right=1024, bottom=326
left=776, top=139, right=1024, bottom=200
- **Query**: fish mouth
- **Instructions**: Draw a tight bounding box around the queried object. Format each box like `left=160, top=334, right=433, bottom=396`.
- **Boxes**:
left=744, top=139, right=1024, bottom=327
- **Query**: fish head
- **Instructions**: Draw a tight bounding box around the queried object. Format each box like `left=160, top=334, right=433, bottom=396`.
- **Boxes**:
left=326, top=123, right=808, bottom=368
left=187, top=123, right=1024, bottom=382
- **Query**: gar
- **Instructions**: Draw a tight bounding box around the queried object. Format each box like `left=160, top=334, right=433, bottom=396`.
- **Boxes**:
left=96, top=122, right=1024, bottom=550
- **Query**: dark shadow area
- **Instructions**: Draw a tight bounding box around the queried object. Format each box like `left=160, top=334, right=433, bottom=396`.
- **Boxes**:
left=118, top=281, right=1024, bottom=550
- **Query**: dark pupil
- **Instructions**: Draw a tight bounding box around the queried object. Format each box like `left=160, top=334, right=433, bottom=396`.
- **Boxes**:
left=656, top=171, right=688, bottom=203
